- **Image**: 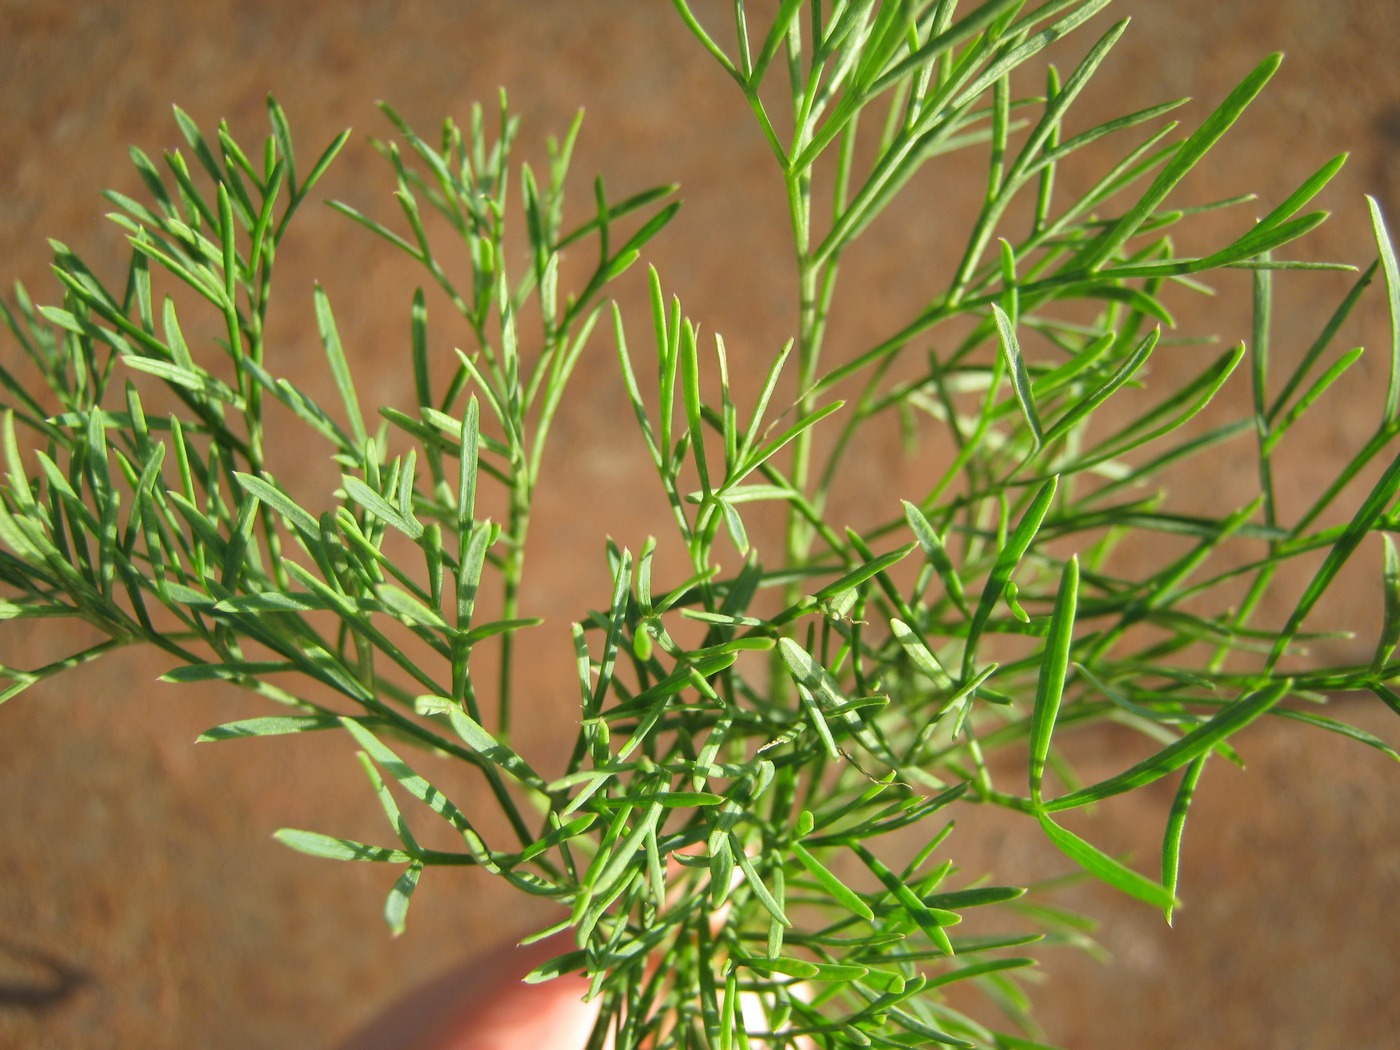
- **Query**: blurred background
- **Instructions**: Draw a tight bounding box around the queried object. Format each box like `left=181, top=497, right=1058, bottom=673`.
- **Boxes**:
left=2, top=1, right=1399, bottom=1046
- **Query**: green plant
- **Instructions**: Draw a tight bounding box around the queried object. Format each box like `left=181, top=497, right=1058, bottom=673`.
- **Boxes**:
left=2, top=1, right=1397, bottom=1046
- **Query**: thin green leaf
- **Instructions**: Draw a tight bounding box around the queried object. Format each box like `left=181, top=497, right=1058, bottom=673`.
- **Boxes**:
left=729, top=832, right=790, bottom=928
left=1029, top=556, right=1078, bottom=805
left=273, top=829, right=413, bottom=864
left=442, top=704, right=549, bottom=792
left=1037, top=812, right=1176, bottom=911
left=680, top=320, right=710, bottom=496
left=1273, top=708, right=1400, bottom=762
left=1162, top=755, right=1208, bottom=924
left=343, top=474, right=423, bottom=540
left=1269, top=448, right=1400, bottom=669
left=1369, top=196, right=1400, bottom=422
left=198, top=715, right=341, bottom=742
left=889, top=618, right=954, bottom=690
left=851, top=843, right=955, bottom=956
left=730, top=400, right=845, bottom=485
left=964, top=475, right=1058, bottom=676
left=1070, top=53, right=1282, bottom=273
left=385, top=860, right=424, bottom=936
left=791, top=841, right=875, bottom=922
left=1374, top=535, right=1400, bottom=674
left=314, top=284, right=367, bottom=446
left=903, top=500, right=969, bottom=614
left=991, top=303, right=1043, bottom=451
left=1041, top=328, right=1158, bottom=448
left=814, top=542, right=916, bottom=602
left=234, top=471, right=319, bottom=538
left=340, top=718, right=486, bottom=852
left=1045, top=680, right=1289, bottom=811
left=740, top=955, right=819, bottom=979
left=522, top=949, right=588, bottom=985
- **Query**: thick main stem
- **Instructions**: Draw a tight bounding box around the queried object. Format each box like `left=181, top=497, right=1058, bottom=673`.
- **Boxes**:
left=784, top=170, right=821, bottom=575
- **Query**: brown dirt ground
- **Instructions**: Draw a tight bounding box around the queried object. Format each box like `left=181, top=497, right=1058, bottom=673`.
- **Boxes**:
left=1, top=2, right=1398, bottom=1047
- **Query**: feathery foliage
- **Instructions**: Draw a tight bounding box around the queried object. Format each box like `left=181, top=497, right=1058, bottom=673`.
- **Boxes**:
left=2, top=2, right=1397, bottom=1046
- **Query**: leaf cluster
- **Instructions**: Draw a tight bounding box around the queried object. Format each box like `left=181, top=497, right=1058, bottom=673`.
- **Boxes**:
left=3, top=3, right=1399, bottom=1048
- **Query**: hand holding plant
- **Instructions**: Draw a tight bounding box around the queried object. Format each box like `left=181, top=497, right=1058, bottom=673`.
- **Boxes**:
left=3, top=2, right=1398, bottom=1047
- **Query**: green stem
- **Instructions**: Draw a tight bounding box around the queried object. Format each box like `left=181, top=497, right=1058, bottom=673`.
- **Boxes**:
left=498, top=476, right=529, bottom=738
left=785, top=171, right=820, bottom=569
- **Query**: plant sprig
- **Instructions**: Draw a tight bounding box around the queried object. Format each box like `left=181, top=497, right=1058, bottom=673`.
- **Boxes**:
left=3, top=2, right=1398, bottom=1047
